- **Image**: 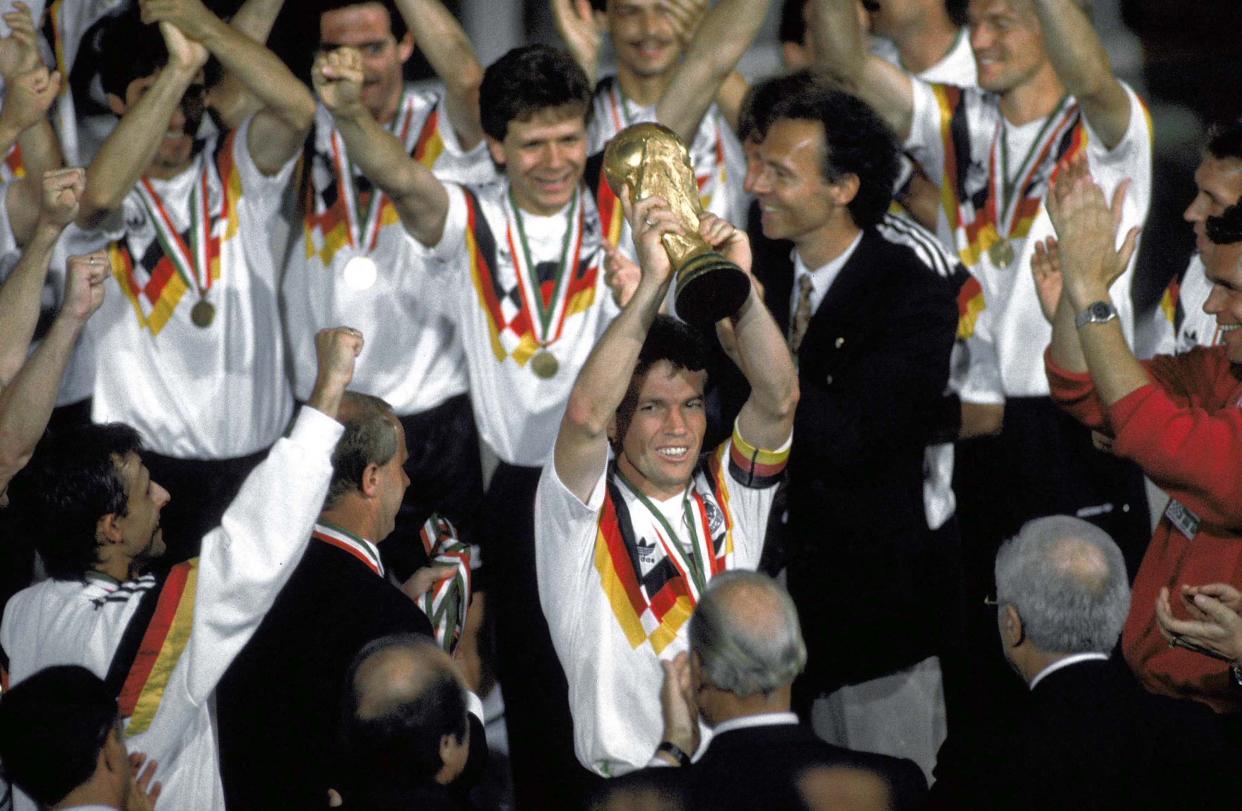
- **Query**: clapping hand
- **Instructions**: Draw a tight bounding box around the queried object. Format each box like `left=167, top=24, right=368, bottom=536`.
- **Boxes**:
left=313, top=47, right=366, bottom=120
left=1156, top=583, right=1242, bottom=666
left=1045, top=153, right=1139, bottom=310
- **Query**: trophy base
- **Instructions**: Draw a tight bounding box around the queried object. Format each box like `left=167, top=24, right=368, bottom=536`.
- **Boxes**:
left=673, top=252, right=750, bottom=327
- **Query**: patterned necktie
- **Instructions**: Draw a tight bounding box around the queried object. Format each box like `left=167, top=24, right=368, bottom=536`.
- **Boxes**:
left=789, top=274, right=814, bottom=354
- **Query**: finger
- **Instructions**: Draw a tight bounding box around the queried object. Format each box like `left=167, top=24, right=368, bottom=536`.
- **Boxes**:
left=1191, top=593, right=1242, bottom=625
left=1110, top=178, right=1131, bottom=229
left=1116, top=225, right=1140, bottom=271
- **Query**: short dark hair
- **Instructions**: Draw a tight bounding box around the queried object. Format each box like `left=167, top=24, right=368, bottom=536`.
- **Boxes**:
left=1207, top=120, right=1242, bottom=163
left=318, top=0, right=409, bottom=43
left=98, top=8, right=169, bottom=101
left=479, top=45, right=592, bottom=143
left=0, top=666, right=119, bottom=807
left=8, top=423, right=143, bottom=580
left=739, top=69, right=847, bottom=145
left=756, top=80, right=899, bottom=228
left=326, top=392, right=399, bottom=509
left=945, top=0, right=969, bottom=27
left=779, top=0, right=808, bottom=46
left=613, top=315, right=709, bottom=449
left=340, top=634, right=468, bottom=793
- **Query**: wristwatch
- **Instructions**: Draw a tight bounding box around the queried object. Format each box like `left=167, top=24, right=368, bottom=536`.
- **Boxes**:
left=1074, top=300, right=1119, bottom=329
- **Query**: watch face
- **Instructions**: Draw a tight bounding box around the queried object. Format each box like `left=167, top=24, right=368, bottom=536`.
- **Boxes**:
left=1091, top=302, right=1112, bottom=319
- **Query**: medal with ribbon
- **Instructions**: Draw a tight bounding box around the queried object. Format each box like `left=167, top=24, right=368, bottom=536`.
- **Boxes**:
left=135, top=156, right=217, bottom=329
left=615, top=469, right=719, bottom=603
left=329, top=89, right=420, bottom=290
left=506, top=186, right=585, bottom=379
left=985, top=96, right=1077, bottom=268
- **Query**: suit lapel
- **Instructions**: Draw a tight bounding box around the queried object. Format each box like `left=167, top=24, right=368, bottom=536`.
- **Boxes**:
left=801, top=229, right=875, bottom=351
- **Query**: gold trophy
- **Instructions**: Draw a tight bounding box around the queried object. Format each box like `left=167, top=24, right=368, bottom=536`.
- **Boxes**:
left=603, top=122, right=750, bottom=326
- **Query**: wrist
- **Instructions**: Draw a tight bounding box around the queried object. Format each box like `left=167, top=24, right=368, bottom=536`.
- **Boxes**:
left=655, top=740, right=692, bottom=768
left=32, top=217, right=67, bottom=242
left=1065, top=282, right=1110, bottom=314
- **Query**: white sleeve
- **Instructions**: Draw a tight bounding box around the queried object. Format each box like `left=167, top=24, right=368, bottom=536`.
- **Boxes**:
left=903, top=79, right=949, bottom=192
left=413, top=182, right=469, bottom=271
left=533, top=457, right=607, bottom=643
left=181, top=405, right=343, bottom=703
left=960, top=306, right=1005, bottom=405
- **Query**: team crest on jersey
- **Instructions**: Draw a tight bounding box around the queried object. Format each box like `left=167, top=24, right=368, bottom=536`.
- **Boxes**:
left=124, top=204, right=150, bottom=236
left=704, top=498, right=724, bottom=537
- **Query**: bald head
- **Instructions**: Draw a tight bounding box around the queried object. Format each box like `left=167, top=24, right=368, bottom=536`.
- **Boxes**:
left=689, top=571, right=807, bottom=697
left=340, top=634, right=469, bottom=790
left=995, top=516, right=1130, bottom=653
left=352, top=637, right=455, bottom=719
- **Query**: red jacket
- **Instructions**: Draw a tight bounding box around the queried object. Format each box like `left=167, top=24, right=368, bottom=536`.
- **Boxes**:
left=1047, top=345, right=1242, bottom=712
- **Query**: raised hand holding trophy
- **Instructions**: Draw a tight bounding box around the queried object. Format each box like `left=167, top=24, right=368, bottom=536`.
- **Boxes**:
left=603, top=122, right=750, bottom=326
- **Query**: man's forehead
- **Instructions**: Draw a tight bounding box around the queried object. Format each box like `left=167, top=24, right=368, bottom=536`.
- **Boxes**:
left=968, top=0, right=1031, bottom=20
left=1197, top=156, right=1242, bottom=194
left=507, top=106, right=588, bottom=137
left=111, top=452, right=144, bottom=486
left=637, top=361, right=708, bottom=396
left=319, top=2, right=394, bottom=39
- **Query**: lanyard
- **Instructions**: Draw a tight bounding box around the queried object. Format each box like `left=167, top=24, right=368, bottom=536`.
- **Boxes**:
left=506, top=186, right=582, bottom=345
left=615, top=468, right=710, bottom=598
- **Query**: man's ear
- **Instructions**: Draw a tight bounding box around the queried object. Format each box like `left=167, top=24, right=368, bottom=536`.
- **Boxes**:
left=397, top=31, right=415, bottom=64
left=106, top=93, right=126, bottom=118
left=97, top=513, right=124, bottom=545
left=1002, top=604, right=1024, bottom=648
left=486, top=136, right=506, bottom=168
left=830, top=173, right=861, bottom=207
left=361, top=462, right=382, bottom=498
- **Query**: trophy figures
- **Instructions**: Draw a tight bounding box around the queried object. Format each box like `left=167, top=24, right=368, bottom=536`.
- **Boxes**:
left=602, top=122, right=750, bottom=327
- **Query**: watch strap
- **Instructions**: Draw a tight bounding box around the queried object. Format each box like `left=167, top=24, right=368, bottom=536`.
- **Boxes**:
left=1074, top=300, right=1118, bottom=329
left=656, top=740, right=692, bottom=767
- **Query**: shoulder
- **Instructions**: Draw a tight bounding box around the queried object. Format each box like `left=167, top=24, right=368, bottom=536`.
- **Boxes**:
left=872, top=214, right=962, bottom=283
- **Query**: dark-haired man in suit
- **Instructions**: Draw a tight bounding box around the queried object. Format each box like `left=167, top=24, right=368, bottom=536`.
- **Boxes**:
left=747, top=81, right=958, bottom=769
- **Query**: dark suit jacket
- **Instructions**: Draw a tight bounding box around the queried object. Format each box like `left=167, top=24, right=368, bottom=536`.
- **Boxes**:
left=217, top=538, right=435, bottom=810
left=776, top=225, right=959, bottom=688
left=686, top=721, right=928, bottom=811
left=930, top=658, right=1236, bottom=809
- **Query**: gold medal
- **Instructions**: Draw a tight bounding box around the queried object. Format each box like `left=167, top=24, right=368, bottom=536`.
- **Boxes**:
left=531, top=349, right=559, bottom=379
left=988, top=238, right=1015, bottom=268
left=190, top=300, right=215, bottom=328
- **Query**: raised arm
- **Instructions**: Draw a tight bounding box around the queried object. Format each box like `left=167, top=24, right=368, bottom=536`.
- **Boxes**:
left=1031, top=0, right=1132, bottom=150
left=0, top=168, right=82, bottom=384
left=700, top=214, right=798, bottom=450
left=2, top=66, right=63, bottom=244
left=206, top=0, right=286, bottom=130
left=77, top=23, right=207, bottom=228
left=554, top=193, right=679, bottom=503
left=314, top=47, right=449, bottom=246
left=139, top=0, right=315, bottom=174
left=550, top=0, right=604, bottom=87
left=183, top=326, right=359, bottom=704
left=654, top=0, right=771, bottom=143
left=809, top=0, right=915, bottom=139
left=0, top=3, right=65, bottom=245
left=394, top=0, right=484, bottom=149
left=1048, top=163, right=1146, bottom=406
left=0, top=250, right=106, bottom=497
